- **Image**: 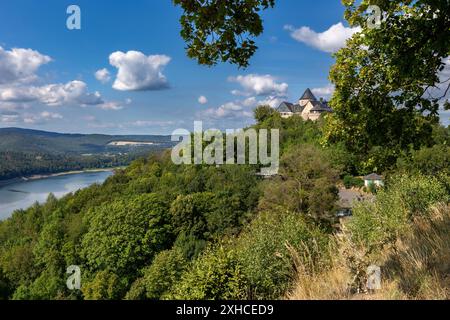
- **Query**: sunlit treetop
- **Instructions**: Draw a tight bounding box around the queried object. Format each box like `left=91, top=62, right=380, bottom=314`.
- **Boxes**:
left=322, top=0, right=450, bottom=171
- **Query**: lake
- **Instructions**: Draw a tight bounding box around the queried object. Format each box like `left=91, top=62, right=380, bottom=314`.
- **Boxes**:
left=0, top=170, right=113, bottom=220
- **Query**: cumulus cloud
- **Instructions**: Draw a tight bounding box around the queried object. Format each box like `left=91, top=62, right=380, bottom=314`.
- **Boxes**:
left=95, top=68, right=111, bottom=84
left=198, top=95, right=208, bottom=105
left=24, top=111, right=63, bottom=124
left=257, top=96, right=284, bottom=109
left=203, top=102, right=253, bottom=120
left=0, top=80, right=104, bottom=107
left=0, top=45, right=126, bottom=127
left=200, top=73, right=288, bottom=122
left=0, top=110, right=62, bottom=125
left=284, top=22, right=361, bottom=53
left=312, top=84, right=335, bottom=98
left=229, top=74, right=288, bottom=97
left=0, top=46, right=51, bottom=84
left=0, top=101, right=29, bottom=111
left=40, top=111, right=63, bottom=120
left=200, top=94, right=282, bottom=121
left=242, top=97, right=257, bottom=107
left=109, top=51, right=171, bottom=91
left=98, top=101, right=124, bottom=111
left=39, top=81, right=104, bottom=106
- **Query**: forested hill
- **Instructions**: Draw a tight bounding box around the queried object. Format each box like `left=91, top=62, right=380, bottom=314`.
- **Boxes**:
left=0, top=112, right=448, bottom=300
left=0, top=127, right=172, bottom=154
left=0, top=128, right=175, bottom=181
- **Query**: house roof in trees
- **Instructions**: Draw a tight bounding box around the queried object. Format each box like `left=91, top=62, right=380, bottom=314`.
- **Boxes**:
left=364, top=173, right=383, bottom=180
left=277, top=102, right=305, bottom=113
left=299, top=88, right=317, bottom=101
left=310, top=100, right=333, bottom=112
left=277, top=101, right=294, bottom=112
left=291, top=104, right=305, bottom=113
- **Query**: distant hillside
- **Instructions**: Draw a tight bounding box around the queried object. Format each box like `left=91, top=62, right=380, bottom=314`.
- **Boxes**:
left=0, top=127, right=173, bottom=154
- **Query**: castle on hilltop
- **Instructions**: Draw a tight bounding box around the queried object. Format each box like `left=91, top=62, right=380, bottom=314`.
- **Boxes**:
left=276, top=88, right=333, bottom=121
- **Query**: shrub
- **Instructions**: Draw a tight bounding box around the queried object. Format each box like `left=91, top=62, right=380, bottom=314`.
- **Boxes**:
left=348, top=174, right=448, bottom=254
left=169, top=246, right=247, bottom=300
left=124, top=278, right=146, bottom=300
left=142, top=249, right=188, bottom=300
left=82, top=270, right=128, bottom=300
left=343, top=175, right=364, bottom=189
left=236, top=211, right=329, bottom=299
left=259, top=145, right=339, bottom=224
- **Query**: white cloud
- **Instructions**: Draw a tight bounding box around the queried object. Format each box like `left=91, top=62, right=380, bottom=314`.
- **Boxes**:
left=312, top=84, right=335, bottom=98
left=1, top=111, right=63, bottom=125
left=24, top=111, right=63, bottom=124
left=0, top=46, right=124, bottom=117
left=229, top=74, right=288, bottom=97
left=39, top=81, right=104, bottom=106
left=284, top=22, right=361, bottom=53
left=0, top=80, right=104, bottom=107
left=242, top=97, right=257, bottom=107
left=0, top=46, right=51, bottom=84
left=199, top=94, right=282, bottom=121
left=98, top=101, right=124, bottom=111
left=86, top=119, right=184, bottom=131
left=95, top=68, right=111, bottom=84
left=40, top=111, right=63, bottom=120
left=203, top=104, right=253, bottom=120
left=109, top=51, right=171, bottom=91
left=0, top=111, right=20, bottom=124
left=198, top=95, right=208, bottom=105
left=0, top=101, right=29, bottom=111
left=0, top=86, right=36, bottom=103
left=257, top=96, right=284, bottom=108
left=130, top=120, right=179, bottom=127
left=199, top=73, right=287, bottom=123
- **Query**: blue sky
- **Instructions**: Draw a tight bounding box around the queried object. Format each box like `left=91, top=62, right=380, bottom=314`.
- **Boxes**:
left=0, top=0, right=447, bottom=134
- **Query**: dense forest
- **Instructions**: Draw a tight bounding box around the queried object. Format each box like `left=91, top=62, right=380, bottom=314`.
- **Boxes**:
left=1, top=0, right=449, bottom=300
left=0, top=151, right=147, bottom=181
left=0, top=128, right=173, bottom=181
left=0, top=128, right=172, bottom=154
left=0, top=111, right=448, bottom=300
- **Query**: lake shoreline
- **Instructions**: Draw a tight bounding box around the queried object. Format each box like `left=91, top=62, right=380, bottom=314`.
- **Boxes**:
left=0, top=170, right=116, bottom=220
left=0, top=167, right=122, bottom=188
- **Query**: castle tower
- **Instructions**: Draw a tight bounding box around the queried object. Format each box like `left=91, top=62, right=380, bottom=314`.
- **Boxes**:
left=298, top=88, right=317, bottom=107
